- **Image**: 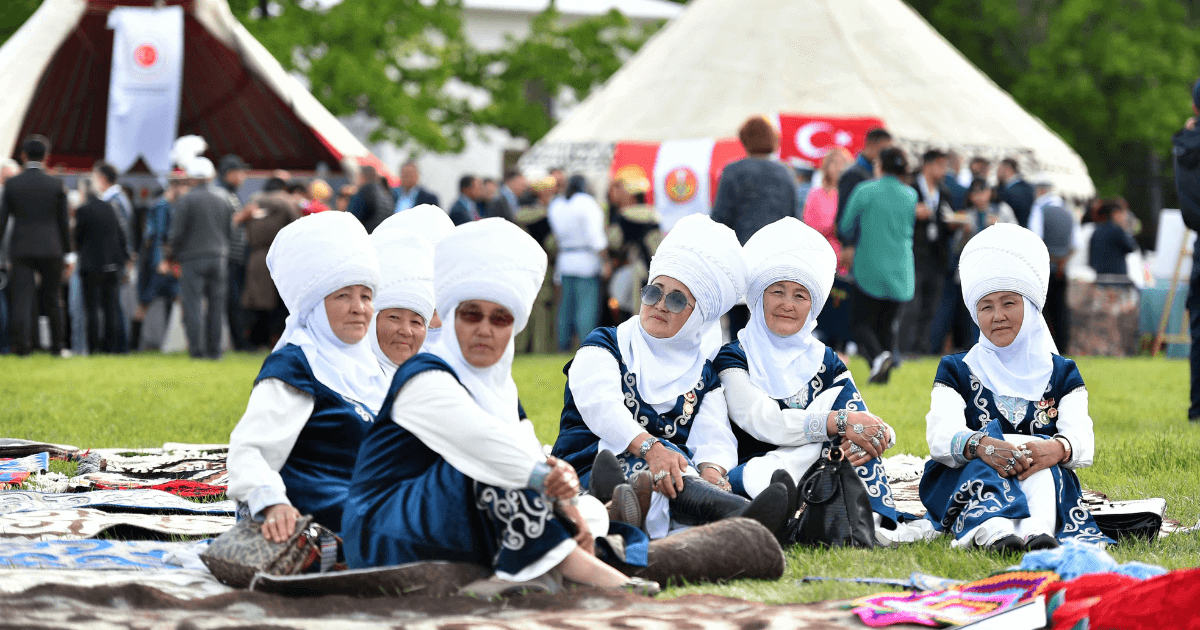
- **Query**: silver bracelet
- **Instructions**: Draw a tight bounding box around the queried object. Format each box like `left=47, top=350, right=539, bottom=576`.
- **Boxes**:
left=528, top=461, right=552, bottom=493
left=638, top=436, right=660, bottom=458
left=834, top=409, right=848, bottom=435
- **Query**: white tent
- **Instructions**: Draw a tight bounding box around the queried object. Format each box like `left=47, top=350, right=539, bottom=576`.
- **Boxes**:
left=0, top=0, right=386, bottom=177
left=522, top=0, right=1095, bottom=198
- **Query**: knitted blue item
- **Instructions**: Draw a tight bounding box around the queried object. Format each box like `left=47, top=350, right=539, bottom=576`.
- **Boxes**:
left=1015, top=539, right=1167, bottom=581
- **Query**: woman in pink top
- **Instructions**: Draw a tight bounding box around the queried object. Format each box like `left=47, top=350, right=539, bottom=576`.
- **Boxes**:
left=803, top=148, right=853, bottom=275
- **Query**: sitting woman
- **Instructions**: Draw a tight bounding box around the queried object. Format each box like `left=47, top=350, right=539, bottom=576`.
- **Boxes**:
left=342, top=218, right=653, bottom=595
left=713, top=217, right=904, bottom=541
left=227, top=212, right=390, bottom=542
left=366, top=205, right=455, bottom=376
left=552, top=214, right=792, bottom=541
left=920, top=223, right=1110, bottom=552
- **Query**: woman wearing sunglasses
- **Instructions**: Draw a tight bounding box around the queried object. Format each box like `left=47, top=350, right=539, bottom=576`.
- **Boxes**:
left=552, top=214, right=792, bottom=542
left=342, top=218, right=656, bottom=596
left=227, top=212, right=390, bottom=544
left=714, top=217, right=918, bottom=546
left=366, top=205, right=454, bottom=378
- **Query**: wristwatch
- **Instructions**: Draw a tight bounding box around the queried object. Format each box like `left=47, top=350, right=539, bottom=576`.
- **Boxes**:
left=834, top=409, right=849, bottom=435
left=638, top=436, right=660, bottom=458
left=1054, top=435, right=1073, bottom=463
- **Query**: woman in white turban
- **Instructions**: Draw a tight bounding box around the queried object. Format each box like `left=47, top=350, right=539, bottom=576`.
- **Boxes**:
left=551, top=214, right=791, bottom=542
left=227, top=212, right=389, bottom=543
left=342, top=218, right=655, bottom=596
left=920, top=224, right=1110, bottom=552
left=713, top=217, right=915, bottom=545
left=367, top=205, right=455, bottom=377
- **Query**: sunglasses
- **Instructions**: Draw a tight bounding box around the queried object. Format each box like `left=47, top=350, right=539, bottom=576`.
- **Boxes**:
left=640, top=284, right=692, bottom=314
left=457, top=307, right=515, bottom=328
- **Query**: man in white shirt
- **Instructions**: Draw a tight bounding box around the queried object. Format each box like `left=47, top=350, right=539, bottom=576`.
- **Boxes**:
left=548, top=175, right=608, bottom=351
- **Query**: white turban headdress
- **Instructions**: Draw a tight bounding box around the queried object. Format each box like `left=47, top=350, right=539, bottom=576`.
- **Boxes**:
left=616, top=214, right=748, bottom=405
left=425, top=218, right=548, bottom=423
left=959, top=223, right=1059, bottom=401
left=737, top=217, right=837, bottom=399
left=367, top=205, right=455, bottom=374
left=268, top=212, right=387, bottom=412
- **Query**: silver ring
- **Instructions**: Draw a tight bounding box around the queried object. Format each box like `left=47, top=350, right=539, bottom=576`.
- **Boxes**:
left=1007, top=458, right=1016, bottom=466
left=652, top=471, right=669, bottom=483
left=870, top=436, right=881, bottom=447
left=849, top=443, right=864, bottom=454
left=852, top=423, right=865, bottom=434
left=267, top=518, right=276, bottom=524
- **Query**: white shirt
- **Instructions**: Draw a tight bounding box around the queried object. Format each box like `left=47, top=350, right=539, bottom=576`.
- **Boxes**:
left=567, top=346, right=738, bottom=471
left=548, top=192, right=607, bottom=279
left=925, top=383, right=1094, bottom=470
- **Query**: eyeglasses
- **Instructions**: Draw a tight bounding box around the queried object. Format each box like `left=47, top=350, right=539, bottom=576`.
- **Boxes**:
left=640, top=284, right=692, bottom=314
left=457, top=307, right=515, bottom=328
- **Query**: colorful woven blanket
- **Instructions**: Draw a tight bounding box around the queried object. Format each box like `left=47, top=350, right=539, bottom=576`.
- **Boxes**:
left=850, top=570, right=1059, bottom=627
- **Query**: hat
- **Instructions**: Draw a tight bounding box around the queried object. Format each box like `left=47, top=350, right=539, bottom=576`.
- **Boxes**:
left=530, top=176, right=557, bottom=192
left=168, top=168, right=189, bottom=181
left=370, top=205, right=456, bottom=321
left=310, top=179, right=332, bottom=201
left=267, top=212, right=380, bottom=329
left=218, top=154, right=250, bottom=174
left=648, top=214, right=747, bottom=325
left=185, top=157, right=216, bottom=180
left=620, top=175, right=650, bottom=195
left=435, top=218, right=547, bottom=333
left=959, top=223, right=1049, bottom=313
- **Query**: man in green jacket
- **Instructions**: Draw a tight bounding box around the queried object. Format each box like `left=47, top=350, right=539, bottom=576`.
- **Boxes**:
left=838, top=147, right=916, bottom=384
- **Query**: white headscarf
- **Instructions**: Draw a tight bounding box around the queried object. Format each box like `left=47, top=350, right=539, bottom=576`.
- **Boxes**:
left=268, top=212, right=388, bottom=413
left=616, top=214, right=748, bottom=405
left=424, top=218, right=547, bottom=424
left=737, top=217, right=837, bottom=399
left=959, top=223, right=1059, bottom=401
left=367, top=205, right=455, bottom=375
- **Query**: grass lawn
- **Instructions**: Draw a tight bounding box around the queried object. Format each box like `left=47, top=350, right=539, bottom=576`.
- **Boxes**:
left=1, top=351, right=1198, bottom=603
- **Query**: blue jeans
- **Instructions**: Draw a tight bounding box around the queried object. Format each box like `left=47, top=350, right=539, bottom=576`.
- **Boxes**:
left=68, top=270, right=88, bottom=355
left=557, top=275, right=601, bottom=351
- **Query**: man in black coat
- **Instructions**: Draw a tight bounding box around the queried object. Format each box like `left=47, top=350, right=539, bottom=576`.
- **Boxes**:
left=448, top=175, right=484, bottom=226
left=0, top=135, right=70, bottom=356
left=996, top=157, right=1035, bottom=227
left=347, top=166, right=393, bottom=233
left=390, top=161, right=439, bottom=212
left=899, top=149, right=953, bottom=356
left=75, top=181, right=129, bottom=354
left=1172, top=79, right=1200, bottom=422
left=486, top=169, right=525, bottom=222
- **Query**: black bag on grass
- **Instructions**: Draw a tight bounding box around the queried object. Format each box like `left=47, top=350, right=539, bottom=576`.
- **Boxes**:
left=790, top=438, right=877, bottom=548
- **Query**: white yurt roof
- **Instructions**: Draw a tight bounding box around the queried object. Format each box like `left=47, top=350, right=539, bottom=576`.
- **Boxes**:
left=523, top=0, right=1094, bottom=198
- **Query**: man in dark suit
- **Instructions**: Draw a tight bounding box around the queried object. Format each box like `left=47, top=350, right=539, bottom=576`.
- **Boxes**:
left=347, top=165, right=393, bottom=233
left=448, top=175, right=485, bottom=226
left=0, top=135, right=70, bottom=356
left=835, top=127, right=893, bottom=242
left=75, top=177, right=129, bottom=354
left=900, top=149, right=954, bottom=356
left=996, top=157, right=1035, bottom=227
left=391, top=161, right=439, bottom=213
left=486, top=169, right=526, bottom=222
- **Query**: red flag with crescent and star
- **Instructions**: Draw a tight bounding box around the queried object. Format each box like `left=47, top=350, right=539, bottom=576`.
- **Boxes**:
left=777, top=114, right=884, bottom=166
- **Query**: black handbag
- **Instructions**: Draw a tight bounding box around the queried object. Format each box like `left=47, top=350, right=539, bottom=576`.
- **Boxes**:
left=790, top=438, right=877, bottom=548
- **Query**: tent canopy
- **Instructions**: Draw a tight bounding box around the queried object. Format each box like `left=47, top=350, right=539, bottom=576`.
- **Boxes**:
left=523, top=0, right=1095, bottom=199
left=0, top=0, right=385, bottom=176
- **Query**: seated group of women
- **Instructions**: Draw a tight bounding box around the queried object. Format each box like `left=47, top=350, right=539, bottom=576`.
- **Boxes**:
left=226, top=207, right=1109, bottom=596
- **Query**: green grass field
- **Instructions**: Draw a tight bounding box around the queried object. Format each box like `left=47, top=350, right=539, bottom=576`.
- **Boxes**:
left=1, top=351, right=1198, bottom=602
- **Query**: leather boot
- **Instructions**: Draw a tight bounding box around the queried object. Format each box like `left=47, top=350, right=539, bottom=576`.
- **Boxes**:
left=607, top=484, right=643, bottom=529
left=770, top=469, right=799, bottom=519
left=628, top=470, right=653, bottom=519
left=605, top=517, right=785, bottom=587
left=587, top=450, right=625, bottom=503
left=669, top=477, right=790, bottom=541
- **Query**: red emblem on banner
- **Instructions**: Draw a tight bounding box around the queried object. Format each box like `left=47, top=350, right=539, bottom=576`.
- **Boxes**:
left=664, top=167, right=698, bottom=204
left=134, top=44, right=159, bottom=68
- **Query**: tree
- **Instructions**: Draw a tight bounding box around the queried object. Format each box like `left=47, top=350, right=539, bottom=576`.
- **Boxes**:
left=457, top=7, right=660, bottom=144
left=0, top=0, right=41, bottom=45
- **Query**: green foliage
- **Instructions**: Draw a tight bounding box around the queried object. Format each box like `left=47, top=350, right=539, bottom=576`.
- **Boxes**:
left=456, top=7, right=661, bottom=143
left=1, top=351, right=1196, bottom=601
left=0, top=0, right=41, bottom=46
left=907, top=0, right=1200, bottom=199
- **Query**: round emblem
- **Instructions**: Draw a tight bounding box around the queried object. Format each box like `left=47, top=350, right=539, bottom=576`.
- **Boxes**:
left=663, top=167, right=698, bottom=204
left=684, top=391, right=697, bottom=403
left=682, top=402, right=695, bottom=416
left=614, top=164, right=649, bottom=185
left=134, top=44, right=159, bottom=69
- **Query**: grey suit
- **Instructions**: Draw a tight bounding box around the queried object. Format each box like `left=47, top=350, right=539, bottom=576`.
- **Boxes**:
left=168, top=183, right=235, bottom=359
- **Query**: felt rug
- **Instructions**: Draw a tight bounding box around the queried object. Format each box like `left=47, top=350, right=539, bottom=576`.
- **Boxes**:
left=0, top=569, right=231, bottom=600
left=0, top=539, right=207, bottom=570
left=0, top=452, right=48, bottom=486
left=0, top=439, right=78, bottom=459
left=850, top=570, right=1059, bottom=627
left=0, top=508, right=233, bottom=541
left=0, top=583, right=870, bottom=628
left=0, top=490, right=234, bottom=516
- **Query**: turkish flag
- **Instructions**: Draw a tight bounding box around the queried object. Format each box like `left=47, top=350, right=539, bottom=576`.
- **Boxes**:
left=777, top=115, right=884, bottom=165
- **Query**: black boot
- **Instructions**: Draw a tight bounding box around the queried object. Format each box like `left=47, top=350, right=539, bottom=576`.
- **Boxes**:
left=669, top=477, right=789, bottom=541
left=770, top=469, right=799, bottom=519
left=588, top=450, right=625, bottom=503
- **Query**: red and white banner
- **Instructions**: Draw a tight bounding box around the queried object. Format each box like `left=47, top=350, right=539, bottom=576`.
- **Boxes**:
left=610, top=114, right=884, bottom=231
left=106, top=6, right=184, bottom=176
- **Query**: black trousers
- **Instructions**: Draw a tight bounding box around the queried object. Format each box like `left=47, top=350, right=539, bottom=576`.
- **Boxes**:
left=82, top=270, right=123, bottom=354
left=1188, top=249, right=1200, bottom=419
left=851, top=286, right=902, bottom=367
left=727, top=304, right=750, bottom=340
left=10, top=256, right=64, bottom=355
left=898, top=259, right=945, bottom=355
left=1044, top=273, right=1070, bottom=353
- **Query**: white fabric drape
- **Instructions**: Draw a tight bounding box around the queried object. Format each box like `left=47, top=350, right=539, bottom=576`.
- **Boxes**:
left=105, top=6, right=183, bottom=175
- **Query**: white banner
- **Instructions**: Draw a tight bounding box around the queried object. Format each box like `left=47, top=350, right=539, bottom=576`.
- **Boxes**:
left=653, top=137, right=714, bottom=232
left=106, top=6, right=183, bottom=176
